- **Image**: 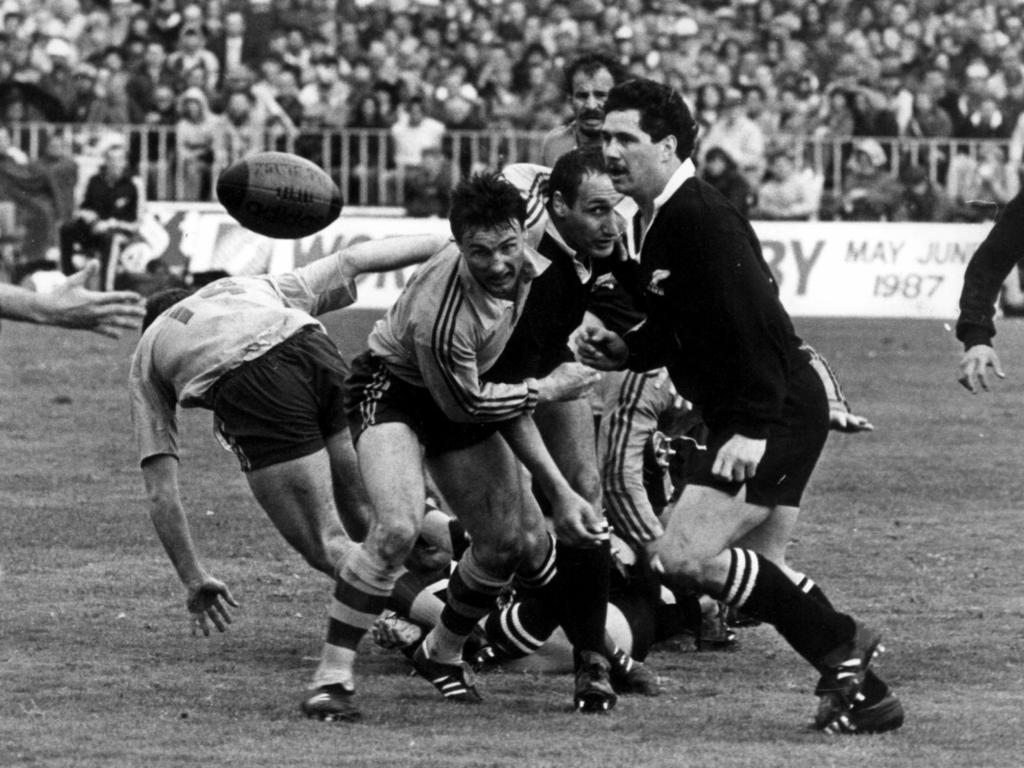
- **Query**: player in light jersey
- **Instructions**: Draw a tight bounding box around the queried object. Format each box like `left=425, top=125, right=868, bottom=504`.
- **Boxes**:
left=129, top=234, right=447, bottom=720
left=319, top=173, right=602, bottom=720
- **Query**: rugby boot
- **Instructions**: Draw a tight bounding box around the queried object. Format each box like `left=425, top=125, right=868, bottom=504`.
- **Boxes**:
left=814, top=621, right=885, bottom=732
left=411, top=644, right=483, bottom=703
left=301, top=683, right=362, bottom=722
left=608, top=648, right=661, bottom=697
left=573, top=650, right=617, bottom=712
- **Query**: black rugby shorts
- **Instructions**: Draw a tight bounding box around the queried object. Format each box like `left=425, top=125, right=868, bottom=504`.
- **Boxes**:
left=344, top=350, right=504, bottom=457
left=211, top=326, right=349, bottom=471
left=682, top=362, right=830, bottom=507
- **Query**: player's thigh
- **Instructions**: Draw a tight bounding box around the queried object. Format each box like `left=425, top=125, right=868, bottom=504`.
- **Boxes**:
left=534, top=397, right=601, bottom=505
left=427, top=432, right=529, bottom=563
left=734, top=504, right=800, bottom=565
left=660, top=484, right=771, bottom=567
left=357, top=421, right=427, bottom=560
left=245, top=448, right=348, bottom=575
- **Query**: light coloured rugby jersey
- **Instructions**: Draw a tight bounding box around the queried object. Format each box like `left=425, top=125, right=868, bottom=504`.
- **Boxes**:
left=366, top=240, right=550, bottom=423
left=129, top=253, right=357, bottom=462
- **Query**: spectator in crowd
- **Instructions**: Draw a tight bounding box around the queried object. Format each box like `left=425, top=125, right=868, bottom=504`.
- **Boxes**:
left=175, top=87, right=216, bottom=201
left=539, top=52, right=625, bottom=166
left=964, top=95, right=1010, bottom=141
left=895, top=164, right=956, bottom=222
left=211, top=89, right=264, bottom=166
left=85, top=62, right=131, bottom=124
left=346, top=92, right=391, bottom=205
left=828, top=138, right=904, bottom=221
left=151, top=0, right=185, bottom=51
left=698, top=87, right=767, bottom=188
left=126, top=39, right=176, bottom=125
left=39, top=36, right=77, bottom=117
left=58, top=140, right=139, bottom=285
left=167, top=24, right=220, bottom=95
left=299, top=56, right=351, bottom=131
left=947, top=142, right=1019, bottom=221
left=402, top=146, right=452, bottom=218
left=208, top=10, right=261, bottom=75
left=37, top=131, right=78, bottom=235
left=697, top=146, right=756, bottom=219
left=272, top=65, right=305, bottom=130
left=0, top=124, right=58, bottom=263
left=391, top=95, right=447, bottom=175
left=751, top=146, right=823, bottom=221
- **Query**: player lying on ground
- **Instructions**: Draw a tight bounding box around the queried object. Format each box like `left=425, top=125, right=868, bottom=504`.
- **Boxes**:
left=372, top=505, right=692, bottom=677
left=129, top=234, right=447, bottom=712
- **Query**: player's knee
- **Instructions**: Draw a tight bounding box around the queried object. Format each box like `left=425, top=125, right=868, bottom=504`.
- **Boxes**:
left=469, top=530, right=524, bottom=574
left=661, top=551, right=708, bottom=592
left=369, top=515, right=420, bottom=569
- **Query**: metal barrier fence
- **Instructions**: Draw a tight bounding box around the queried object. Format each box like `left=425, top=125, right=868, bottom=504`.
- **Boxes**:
left=6, top=121, right=1018, bottom=207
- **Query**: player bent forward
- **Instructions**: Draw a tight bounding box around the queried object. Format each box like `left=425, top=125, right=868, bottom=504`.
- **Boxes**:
left=130, top=235, right=445, bottom=717
left=304, top=173, right=604, bottom=720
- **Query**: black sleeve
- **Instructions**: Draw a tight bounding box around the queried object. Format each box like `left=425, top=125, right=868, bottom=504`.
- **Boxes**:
left=956, top=190, right=1024, bottom=350
left=80, top=175, right=103, bottom=214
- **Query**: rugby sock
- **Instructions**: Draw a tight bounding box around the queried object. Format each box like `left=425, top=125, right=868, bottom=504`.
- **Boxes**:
left=317, top=546, right=398, bottom=687
left=480, top=531, right=562, bottom=656
left=721, top=548, right=856, bottom=666
left=481, top=601, right=549, bottom=659
left=557, top=537, right=611, bottom=658
left=515, top=531, right=558, bottom=593
left=426, top=546, right=511, bottom=665
left=790, top=570, right=888, bottom=704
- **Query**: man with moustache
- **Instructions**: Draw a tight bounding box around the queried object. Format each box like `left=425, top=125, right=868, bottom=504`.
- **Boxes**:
left=540, top=52, right=627, bottom=167
left=577, top=78, right=903, bottom=735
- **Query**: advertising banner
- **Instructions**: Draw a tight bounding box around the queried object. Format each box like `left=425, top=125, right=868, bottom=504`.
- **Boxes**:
left=142, top=204, right=995, bottom=319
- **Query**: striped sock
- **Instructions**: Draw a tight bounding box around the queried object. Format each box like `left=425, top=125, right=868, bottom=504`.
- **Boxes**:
left=482, top=601, right=550, bottom=658
left=428, top=546, right=511, bottom=663
left=721, top=548, right=855, bottom=666
left=515, top=532, right=558, bottom=592
left=326, top=545, right=399, bottom=654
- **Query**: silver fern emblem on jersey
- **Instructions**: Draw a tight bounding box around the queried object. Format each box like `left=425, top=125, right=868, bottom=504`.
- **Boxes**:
left=647, top=269, right=671, bottom=296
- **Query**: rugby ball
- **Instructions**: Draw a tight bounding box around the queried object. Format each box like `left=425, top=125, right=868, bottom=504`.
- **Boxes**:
left=216, top=151, right=343, bottom=239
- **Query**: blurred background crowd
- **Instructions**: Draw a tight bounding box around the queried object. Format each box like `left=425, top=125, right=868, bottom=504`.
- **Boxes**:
left=2, top=0, right=1024, bottom=253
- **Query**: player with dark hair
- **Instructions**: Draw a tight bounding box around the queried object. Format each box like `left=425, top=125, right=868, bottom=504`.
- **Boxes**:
left=577, top=77, right=903, bottom=734
left=313, top=172, right=603, bottom=720
left=128, top=235, right=447, bottom=718
left=540, top=51, right=628, bottom=166
left=956, top=190, right=1024, bottom=392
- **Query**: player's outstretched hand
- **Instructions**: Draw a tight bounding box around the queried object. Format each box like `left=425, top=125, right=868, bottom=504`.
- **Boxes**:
left=186, top=575, right=239, bottom=637
left=536, top=362, right=602, bottom=403
left=958, top=344, right=1005, bottom=393
left=711, top=434, right=765, bottom=482
left=42, top=260, right=146, bottom=338
left=574, top=327, right=629, bottom=371
left=830, top=409, right=874, bottom=432
left=551, top=491, right=603, bottom=548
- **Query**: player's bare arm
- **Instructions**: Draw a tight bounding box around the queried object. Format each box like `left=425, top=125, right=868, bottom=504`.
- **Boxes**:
left=142, top=454, right=239, bottom=636
left=336, top=234, right=451, bottom=280
left=0, top=259, right=145, bottom=338
left=958, top=344, right=1006, bottom=393
left=498, top=415, right=602, bottom=546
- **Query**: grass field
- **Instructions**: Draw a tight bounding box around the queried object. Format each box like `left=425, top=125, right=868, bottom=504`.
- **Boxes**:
left=3, top=312, right=1024, bottom=768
